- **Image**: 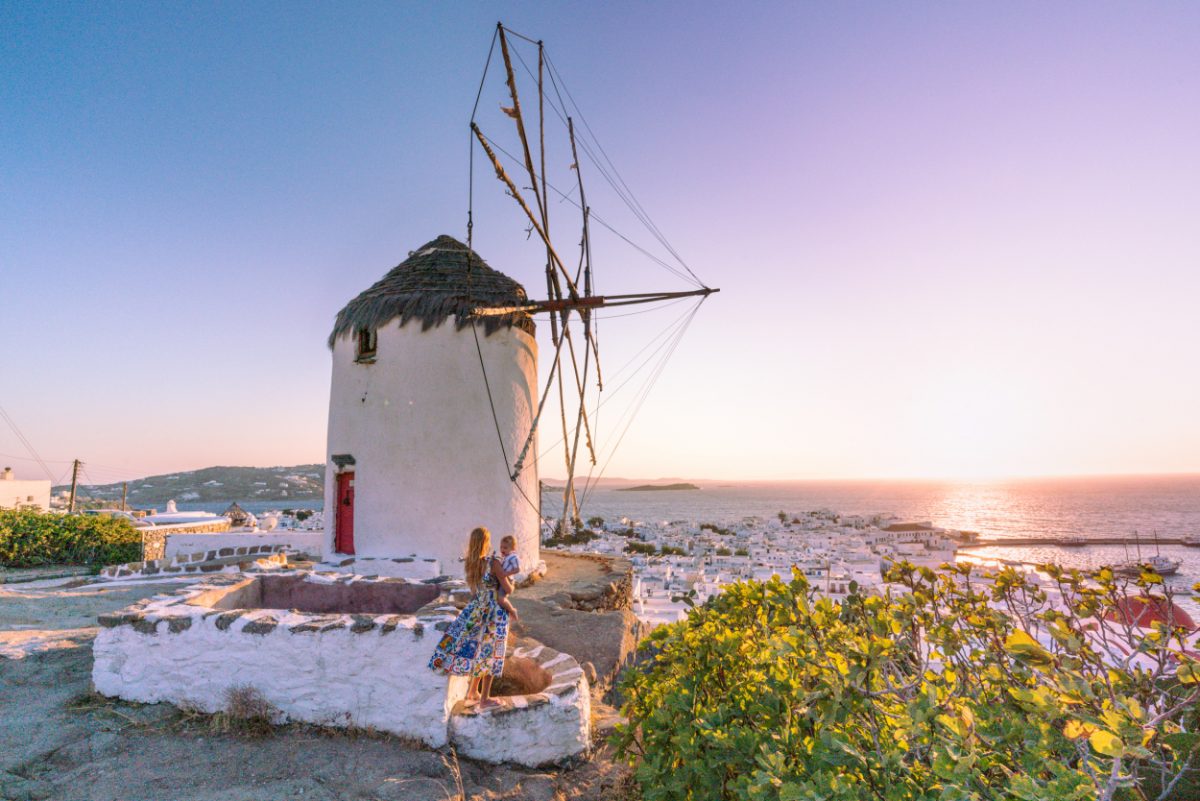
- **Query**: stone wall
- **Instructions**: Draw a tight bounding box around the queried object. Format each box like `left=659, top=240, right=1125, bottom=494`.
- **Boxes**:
left=99, top=546, right=288, bottom=580
left=141, top=521, right=233, bottom=560
left=164, top=531, right=322, bottom=560
left=92, top=571, right=470, bottom=748
left=91, top=568, right=593, bottom=763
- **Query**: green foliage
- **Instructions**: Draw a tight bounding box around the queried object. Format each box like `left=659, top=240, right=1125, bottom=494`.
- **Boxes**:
left=734, top=548, right=749, bottom=556
left=700, top=522, right=735, bottom=536
left=715, top=547, right=733, bottom=556
left=614, top=563, right=1200, bottom=801
left=660, top=545, right=686, bottom=556
left=0, top=509, right=141, bottom=568
left=588, top=516, right=605, bottom=528
left=544, top=528, right=599, bottom=548
left=625, top=541, right=657, bottom=556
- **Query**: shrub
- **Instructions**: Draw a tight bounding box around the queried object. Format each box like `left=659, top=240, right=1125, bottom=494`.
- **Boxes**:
left=587, top=516, right=605, bottom=528
left=715, top=547, right=732, bottom=556
left=625, top=541, right=657, bottom=555
left=614, top=563, right=1200, bottom=801
left=659, top=545, right=686, bottom=556
left=0, top=509, right=141, bottom=568
left=700, top=522, right=735, bottom=537
left=544, top=528, right=598, bottom=548
left=734, top=547, right=749, bottom=556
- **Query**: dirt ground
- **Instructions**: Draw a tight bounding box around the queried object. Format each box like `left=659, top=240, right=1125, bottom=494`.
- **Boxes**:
left=0, top=571, right=634, bottom=801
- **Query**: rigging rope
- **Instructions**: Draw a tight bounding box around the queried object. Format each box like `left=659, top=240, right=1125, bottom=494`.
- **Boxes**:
left=467, top=26, right=714, bottom=525
left=580, top=298, right=705, bottom=508
left=474, top=129, right=701, bottom=287
left=532, top=298, right=700, bottom=465
left=0, top=402, right=57, bottom=482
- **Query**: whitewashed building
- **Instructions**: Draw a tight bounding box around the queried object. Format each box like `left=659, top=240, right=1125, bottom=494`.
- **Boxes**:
left=323, top=236, right=540, bottom=573
left=0, top=467, right=51, bottom=511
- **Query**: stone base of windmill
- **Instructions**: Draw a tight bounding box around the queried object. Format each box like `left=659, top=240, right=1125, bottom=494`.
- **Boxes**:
left=91, top=565, right=592, bottom=765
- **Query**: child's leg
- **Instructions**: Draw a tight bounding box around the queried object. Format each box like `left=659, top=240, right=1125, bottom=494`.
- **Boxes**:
left=498, top=594, right=518, bottom=618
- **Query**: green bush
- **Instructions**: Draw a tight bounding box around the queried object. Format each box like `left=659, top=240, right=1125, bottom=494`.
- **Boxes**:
left=625, top=541, right=657, bottom=555
left=0, top=509, right=141, bottom=568
left=544, top=528, right=598, bottom=548
left=614, top=563, right=1200, bottom=801
left=659, top=545, right=686, bottom=556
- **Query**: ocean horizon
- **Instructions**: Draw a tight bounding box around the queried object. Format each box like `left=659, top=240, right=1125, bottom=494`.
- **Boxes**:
left=177, top=473, right=1200, bottom=540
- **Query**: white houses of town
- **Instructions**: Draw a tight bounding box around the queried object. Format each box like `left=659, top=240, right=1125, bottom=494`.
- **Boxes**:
left=1, top=466, right=51, bottom=511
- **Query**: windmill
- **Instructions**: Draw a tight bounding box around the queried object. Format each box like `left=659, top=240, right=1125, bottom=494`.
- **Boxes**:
left=465, top=24, right=718, bottom=536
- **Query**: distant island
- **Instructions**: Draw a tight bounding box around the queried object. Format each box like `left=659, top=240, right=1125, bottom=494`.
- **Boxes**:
left=616, top=483, right=700, bottom=492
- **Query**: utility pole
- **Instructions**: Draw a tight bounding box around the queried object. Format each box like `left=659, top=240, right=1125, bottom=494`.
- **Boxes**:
left=121, top=482, right=128, bottom=512
left=68, top=459, right=81, bottom=514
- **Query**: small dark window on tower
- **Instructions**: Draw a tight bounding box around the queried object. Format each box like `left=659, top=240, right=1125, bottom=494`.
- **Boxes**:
left=355, top=328, right=377, bottom=363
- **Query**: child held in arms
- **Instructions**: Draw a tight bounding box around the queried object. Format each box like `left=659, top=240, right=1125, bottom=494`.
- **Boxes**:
left=493, top=535, right=521, bottom=619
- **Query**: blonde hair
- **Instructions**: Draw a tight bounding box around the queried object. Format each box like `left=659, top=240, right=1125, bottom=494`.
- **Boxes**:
left=464, top=526, right=491, bottom=592
left=500, top=535, right=516, bottom=549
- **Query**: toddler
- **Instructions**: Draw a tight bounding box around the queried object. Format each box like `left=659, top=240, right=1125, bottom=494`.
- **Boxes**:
left=493, top=535, right=521, bottom=619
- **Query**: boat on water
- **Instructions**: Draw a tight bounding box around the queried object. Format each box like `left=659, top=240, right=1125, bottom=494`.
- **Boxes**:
left=1114, top=554, right=1182, bottom=577
left=1114, top=530, right=1182, bottom=577
left=1182, top=534, right=1200, bottom=547
left=1059, top=535, right=1088, bottom=547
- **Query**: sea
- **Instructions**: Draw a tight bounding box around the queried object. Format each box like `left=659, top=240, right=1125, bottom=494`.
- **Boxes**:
left=546, top=474, right=1200, bottom=599
left=181, top=474, right=1200, bottom=593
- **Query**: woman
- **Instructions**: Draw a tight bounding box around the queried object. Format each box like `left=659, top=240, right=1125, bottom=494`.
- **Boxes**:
left=427, top=526, right=509, bottom=709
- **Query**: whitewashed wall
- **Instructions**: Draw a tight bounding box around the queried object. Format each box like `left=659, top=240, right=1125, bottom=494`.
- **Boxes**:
left=165, top=531, right=323, bottom=560
left=324, top=321, right=540, bottom=573
left=93, top=613, right=468, bottom=747
left=0, top=478, right=51, bottom=511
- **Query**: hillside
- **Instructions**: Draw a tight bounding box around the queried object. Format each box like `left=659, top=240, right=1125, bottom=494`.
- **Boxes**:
left=53, top=465, right=324, bottom=506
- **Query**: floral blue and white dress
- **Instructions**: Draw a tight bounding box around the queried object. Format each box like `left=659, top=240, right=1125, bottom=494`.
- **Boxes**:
left=428, top=570, right=509, bottom=678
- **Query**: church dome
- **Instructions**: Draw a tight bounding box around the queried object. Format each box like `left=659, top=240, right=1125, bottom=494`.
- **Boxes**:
left=328, top=235, right=535, bottom=347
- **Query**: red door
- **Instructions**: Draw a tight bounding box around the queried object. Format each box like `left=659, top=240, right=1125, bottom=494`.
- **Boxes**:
left=335, top=471, right=355, bottom=554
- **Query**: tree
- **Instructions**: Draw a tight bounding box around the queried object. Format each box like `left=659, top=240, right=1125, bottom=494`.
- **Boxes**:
left=614, top=563, right=1200, bottom=801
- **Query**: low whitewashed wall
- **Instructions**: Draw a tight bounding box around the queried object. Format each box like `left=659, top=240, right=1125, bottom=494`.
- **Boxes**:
left=92, top=573, right=469, bottom=747
left=449, top=643, right=591, bottom=766
left=315, top=555, right=443, bottom=580
left=165, top=531, right=323, bottom=560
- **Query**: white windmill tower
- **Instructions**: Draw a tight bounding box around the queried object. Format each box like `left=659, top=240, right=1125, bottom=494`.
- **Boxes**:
left=323, top=235, right=542, bottom=572
left=323, top=23, right=717, bottom=574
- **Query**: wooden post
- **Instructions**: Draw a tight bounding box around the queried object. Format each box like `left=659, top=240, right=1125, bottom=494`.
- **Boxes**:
left=121, top=482, right=128, bottom=512
left=68, top=459, right=80, bottom=514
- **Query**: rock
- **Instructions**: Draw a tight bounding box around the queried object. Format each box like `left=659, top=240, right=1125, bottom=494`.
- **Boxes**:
left=373, top=776, right=453, bottom=801
left=510, top=598, right=640, bottom=691
left=513, top=774, right=559, bottom=801
left=582, top=661, right=597, bottom=684
left=0, top=776, right=52, bottom=801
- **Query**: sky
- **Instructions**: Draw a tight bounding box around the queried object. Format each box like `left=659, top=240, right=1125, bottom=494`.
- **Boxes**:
left=2, top=1, right=1199, bottom=486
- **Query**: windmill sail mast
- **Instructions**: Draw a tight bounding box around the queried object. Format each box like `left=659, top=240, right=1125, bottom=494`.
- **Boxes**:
left=471, top=23, right=717, bottom=536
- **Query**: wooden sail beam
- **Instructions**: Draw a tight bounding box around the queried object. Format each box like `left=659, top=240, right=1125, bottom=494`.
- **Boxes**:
left=473, top=123, right=582, bottom=299
left=472, top=286, right=718, bottom=317
left=498, top=26, right=546, bottom=224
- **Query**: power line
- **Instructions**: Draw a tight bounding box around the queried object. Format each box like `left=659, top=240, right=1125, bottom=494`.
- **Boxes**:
left=0, top=403, right=57, bottom=482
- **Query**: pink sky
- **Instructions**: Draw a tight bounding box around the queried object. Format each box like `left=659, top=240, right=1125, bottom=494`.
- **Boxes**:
left=2, top=2, right=1198, bottom=485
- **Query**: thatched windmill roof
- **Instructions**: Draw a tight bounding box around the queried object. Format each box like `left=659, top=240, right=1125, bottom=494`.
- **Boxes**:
left=328, top=235, right=535, bottom=347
